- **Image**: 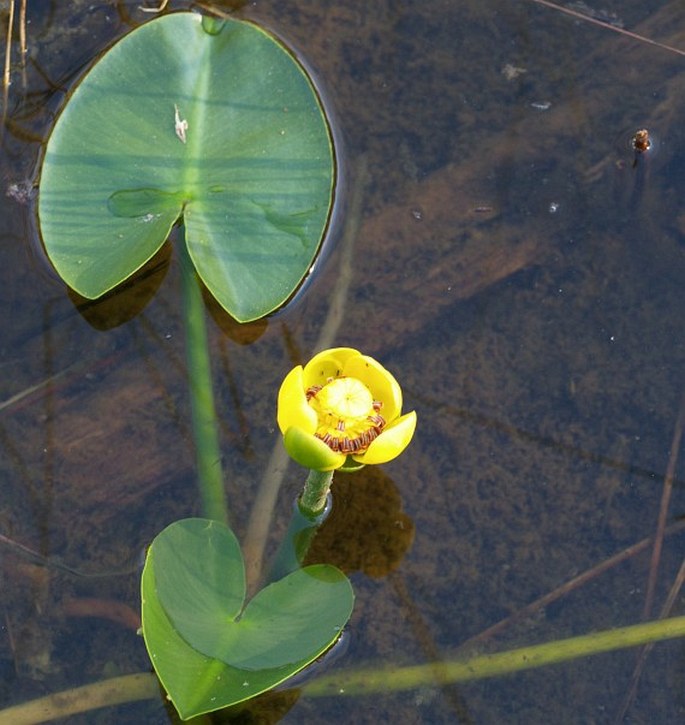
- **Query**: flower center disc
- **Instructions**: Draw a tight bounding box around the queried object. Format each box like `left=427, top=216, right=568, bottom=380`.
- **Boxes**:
left=308, top=377, right=386, bottom=454
left=317, top=378, right=373, bottom=420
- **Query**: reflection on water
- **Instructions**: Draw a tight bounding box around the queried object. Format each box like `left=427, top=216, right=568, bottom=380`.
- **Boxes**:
left=1, top=0, right=684, bottom=722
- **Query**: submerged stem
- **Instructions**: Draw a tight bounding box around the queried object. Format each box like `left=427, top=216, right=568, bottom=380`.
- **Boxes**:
left=179, top=238, right=228, bottom=524
left=304, top=615, right=685, bottom=698
left=4, top=616, right=685, bottom=721
left=0, top=673, right=159, bottom=724
left=268, top=495, right=331, bottom=584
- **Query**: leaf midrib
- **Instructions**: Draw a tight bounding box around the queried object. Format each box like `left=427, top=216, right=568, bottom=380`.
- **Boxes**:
left=182, top=23, right=214, bottom=202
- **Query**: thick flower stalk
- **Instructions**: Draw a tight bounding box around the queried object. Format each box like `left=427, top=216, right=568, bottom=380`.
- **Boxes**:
left=277, top=348, right=417, bottom=473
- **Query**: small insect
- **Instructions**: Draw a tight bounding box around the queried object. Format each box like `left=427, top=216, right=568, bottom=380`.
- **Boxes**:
left=631, top=128, right=653, bottom=168
left=631, top=128, right=651, bottom=153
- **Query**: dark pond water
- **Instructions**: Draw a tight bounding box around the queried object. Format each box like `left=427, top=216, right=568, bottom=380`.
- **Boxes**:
left=1, top=0, right=685, bottom=722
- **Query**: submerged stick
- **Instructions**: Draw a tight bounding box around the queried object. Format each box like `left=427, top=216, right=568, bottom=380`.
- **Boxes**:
left=642, top=390, right=685, bottom=619
left=529, top=0, right=685, bottom=57
left=2, top=1, right=13, bottom=92
left=458, top=518, right=685, bottom=653
left=616, top=390, right=685, bottom=721
left=1, top=0, right=15, bottom=135
left=616, top=556, right=685, bottom=723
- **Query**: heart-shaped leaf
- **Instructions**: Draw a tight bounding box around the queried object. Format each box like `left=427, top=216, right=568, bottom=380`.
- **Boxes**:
left=38, top=13, right=335, bottom=322
left=150, top=518, right=246, bottom=649
left=141, top=519, right=354, bottom=719
left=142, top=553, right=314, bottom=719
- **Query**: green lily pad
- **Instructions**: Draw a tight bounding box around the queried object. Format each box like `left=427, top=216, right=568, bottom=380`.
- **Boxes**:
left=38, top=13, right=335, bottom=322
left=141, top=519, right=354, bottom=719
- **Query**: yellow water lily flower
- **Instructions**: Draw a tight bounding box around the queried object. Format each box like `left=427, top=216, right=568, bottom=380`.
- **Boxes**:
left=277, top=347, right=417, bottom=471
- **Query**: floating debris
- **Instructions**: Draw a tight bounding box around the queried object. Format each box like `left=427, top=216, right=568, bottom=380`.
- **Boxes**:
left=502, top=63, right=527, bottom=81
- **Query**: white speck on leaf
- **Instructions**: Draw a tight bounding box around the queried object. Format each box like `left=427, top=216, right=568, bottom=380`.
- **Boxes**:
left=174, top=104, right=188, bottom=144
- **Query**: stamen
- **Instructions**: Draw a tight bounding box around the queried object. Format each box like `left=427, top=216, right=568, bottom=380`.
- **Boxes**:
left=367, top=414, right=386, bottom=429
left=314, top=413, right=386, bottom=455
left=306, top=385, right=322, bottom=401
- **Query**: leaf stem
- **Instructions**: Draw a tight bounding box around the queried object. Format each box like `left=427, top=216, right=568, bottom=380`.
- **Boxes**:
left=179, top=237, right=228, bottom=524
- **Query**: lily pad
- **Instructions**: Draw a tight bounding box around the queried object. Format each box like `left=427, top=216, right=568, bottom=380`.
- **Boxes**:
left=38, top=12, right=335, bottom=322
left=141, top=519, right=354, bottom=719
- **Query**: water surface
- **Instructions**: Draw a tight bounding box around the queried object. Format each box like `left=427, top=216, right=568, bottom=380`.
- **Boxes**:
left=1, top=0, right=684, bottom=722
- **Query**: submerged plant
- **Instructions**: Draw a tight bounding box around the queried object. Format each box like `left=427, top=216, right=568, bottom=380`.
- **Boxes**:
left=34, top=9, right=349, bottom=721
left=3, top=3, right=684, bottom=722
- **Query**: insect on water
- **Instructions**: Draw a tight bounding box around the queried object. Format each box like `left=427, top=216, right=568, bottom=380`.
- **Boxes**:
left=631, top=128, right=653, bottom=168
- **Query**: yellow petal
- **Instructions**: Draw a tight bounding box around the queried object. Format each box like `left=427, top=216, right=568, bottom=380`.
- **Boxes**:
left=283, top=426, right=346, bottom=471
left=353, top=411, right=417, bottom=465
left=277, top=366, right=317, bottom=435
left=303, top=347, right=360, bottom=389
left=343, top=355, right=403, bottom=422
